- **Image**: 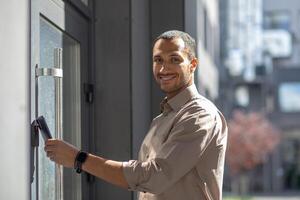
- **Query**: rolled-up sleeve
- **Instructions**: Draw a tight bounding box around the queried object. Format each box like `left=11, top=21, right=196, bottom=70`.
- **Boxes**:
left=122, top=107, right=218, bottom=194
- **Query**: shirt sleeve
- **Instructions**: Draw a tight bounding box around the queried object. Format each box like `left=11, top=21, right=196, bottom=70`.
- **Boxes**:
left=122, top=106, right=219, bottom=194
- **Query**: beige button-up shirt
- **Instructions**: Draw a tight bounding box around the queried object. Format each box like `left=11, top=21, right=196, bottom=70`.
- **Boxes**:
left=123, top=84, right=228, bottom=200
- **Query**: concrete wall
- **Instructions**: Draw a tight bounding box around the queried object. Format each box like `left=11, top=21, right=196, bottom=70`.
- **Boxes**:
left=0, top=0, right=30, bottom=199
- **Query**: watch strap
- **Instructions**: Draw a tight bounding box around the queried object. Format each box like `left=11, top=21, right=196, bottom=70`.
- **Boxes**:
left=74, top=151, right=88, bottom=174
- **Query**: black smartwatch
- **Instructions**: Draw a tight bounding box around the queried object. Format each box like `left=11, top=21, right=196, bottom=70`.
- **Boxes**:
left=74, top=151, right=88, bottom=174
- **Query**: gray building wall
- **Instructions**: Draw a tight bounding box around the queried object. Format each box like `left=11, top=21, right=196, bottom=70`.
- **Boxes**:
left=94, top=0, right=135, bottom=199
left=0, top=0, right=30, bottom=199
left=131, top=0, right=152, bottom=162
left=93, top=0, right=152, bottom=199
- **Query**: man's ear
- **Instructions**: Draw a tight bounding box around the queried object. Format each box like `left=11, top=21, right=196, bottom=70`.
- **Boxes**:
left=190, top=58, right=198, bottom=73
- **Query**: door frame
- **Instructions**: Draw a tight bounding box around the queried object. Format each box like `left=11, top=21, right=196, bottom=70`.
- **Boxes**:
left=30, top=0, right=91, bottom=199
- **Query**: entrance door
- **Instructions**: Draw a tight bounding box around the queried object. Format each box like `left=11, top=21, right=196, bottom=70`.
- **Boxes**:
left=31, top=0, right=90, bottom=199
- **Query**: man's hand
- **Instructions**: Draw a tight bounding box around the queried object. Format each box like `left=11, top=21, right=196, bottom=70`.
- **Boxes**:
left=44, top=139, right=129, bottom=188
left=44, top=139, right=79, bottom=168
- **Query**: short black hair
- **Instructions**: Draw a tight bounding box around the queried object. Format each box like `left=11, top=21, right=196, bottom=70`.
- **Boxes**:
left=154, top=30, right=196, bottom=59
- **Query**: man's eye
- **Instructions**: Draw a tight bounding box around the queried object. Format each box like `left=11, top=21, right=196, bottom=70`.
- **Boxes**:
left=154, top=58, right=163, bottom=63
left=171, top=57, right=180, bottom=63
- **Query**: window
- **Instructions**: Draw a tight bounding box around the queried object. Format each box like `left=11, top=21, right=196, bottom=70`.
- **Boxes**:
left=264, top=11, right=291, bottom=31
left=235, top=86, right=250, bottom=107
left=279, top=82, right=300, bottom=112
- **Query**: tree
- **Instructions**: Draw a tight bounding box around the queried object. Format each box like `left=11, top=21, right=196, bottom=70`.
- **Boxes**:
left=226, top=110, right=281, bottom=193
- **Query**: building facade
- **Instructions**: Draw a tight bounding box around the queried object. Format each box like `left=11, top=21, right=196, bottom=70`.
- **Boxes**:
left=264, top=0, right=300, bottom=192
left=220, top=0, right=300, bottom=193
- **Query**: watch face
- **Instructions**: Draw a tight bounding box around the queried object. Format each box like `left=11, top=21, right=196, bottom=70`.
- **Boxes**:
left=77, top=151, right=88, bottom=162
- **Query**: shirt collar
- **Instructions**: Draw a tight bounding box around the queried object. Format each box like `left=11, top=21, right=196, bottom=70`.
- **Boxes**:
left=161, top=84, right=199, bottom=113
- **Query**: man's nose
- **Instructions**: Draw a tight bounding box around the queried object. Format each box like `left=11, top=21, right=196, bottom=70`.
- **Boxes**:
left=159, top=64, right=169, bottom=73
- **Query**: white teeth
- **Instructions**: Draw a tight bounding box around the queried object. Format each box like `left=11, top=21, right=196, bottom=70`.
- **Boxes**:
left=160, top=75, right=175, bottom=81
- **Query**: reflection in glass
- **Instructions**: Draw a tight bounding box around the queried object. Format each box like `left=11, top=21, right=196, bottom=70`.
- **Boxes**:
left=279, top=82, right=300, bottom=112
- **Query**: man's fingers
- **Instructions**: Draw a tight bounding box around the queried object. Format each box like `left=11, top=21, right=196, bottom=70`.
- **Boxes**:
left=44, top=139, right=62, bottom=151
left=43, top=139, right=64, bottom=163
left=45, top=139, right=59, bottom=146
left=46, top=150, right=53, bottom=155
left=46, top=151, right=56, bottom=161
left=49, top=156, right=55, bottom=161
left=44, top=145, right=56, bottom=152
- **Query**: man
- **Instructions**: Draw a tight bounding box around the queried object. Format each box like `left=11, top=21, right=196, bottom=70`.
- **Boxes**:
left=45, top=30, right=228, bottom=200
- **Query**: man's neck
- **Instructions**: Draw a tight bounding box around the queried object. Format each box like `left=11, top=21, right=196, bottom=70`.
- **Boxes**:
left=166, top=82, right=193, bottom=100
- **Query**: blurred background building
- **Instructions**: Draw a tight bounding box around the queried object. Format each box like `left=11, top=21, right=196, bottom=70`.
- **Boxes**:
left=263, top=0, right=300, bottom=193
left=219, top=0, right=300, bottom=194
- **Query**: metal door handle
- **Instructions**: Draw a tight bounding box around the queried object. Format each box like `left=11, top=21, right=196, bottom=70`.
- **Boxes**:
left=36, top=68, right=63, bottom=77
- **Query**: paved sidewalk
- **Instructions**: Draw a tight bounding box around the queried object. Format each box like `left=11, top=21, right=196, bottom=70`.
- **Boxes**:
left=253, top=196, right=300, bottom=200
left=251, top=197, right=300, bottom=200
left=224, top=194, right=300, bottom=200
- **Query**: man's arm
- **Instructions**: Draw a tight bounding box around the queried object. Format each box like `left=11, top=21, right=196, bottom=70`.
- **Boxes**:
left=44, top=139, right=129, bottom=188
left=122, top=107, right=225, bottom=194
left=82, top=153, right=128, bottom=188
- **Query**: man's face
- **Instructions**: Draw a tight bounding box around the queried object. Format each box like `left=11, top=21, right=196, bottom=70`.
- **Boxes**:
left=152, top=38, right=197, bottom=99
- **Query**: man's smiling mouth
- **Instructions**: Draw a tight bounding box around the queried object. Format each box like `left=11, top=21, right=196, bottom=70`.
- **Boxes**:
left=159, top=74, right=177, bottom=81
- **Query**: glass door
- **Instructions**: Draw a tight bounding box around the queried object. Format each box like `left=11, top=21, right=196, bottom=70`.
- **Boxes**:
left=31, top=0, right=89, bottom=199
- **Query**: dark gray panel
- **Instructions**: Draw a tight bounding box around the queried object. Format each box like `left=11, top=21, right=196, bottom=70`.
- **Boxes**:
left=94, top=0, right=132, bottom=199
left=131, top=0, right=152, bottom=159
left=150, top=0, right=184, bottom=41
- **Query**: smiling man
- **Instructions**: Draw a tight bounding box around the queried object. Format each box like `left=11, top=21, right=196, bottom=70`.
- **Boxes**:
left=152, top=33, right=197, bottom=99
left=45, top=30, right=228, bottom=200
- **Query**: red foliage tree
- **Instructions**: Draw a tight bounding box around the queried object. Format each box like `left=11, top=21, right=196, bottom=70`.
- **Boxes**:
left=226, top=110, right=281, bottom=176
